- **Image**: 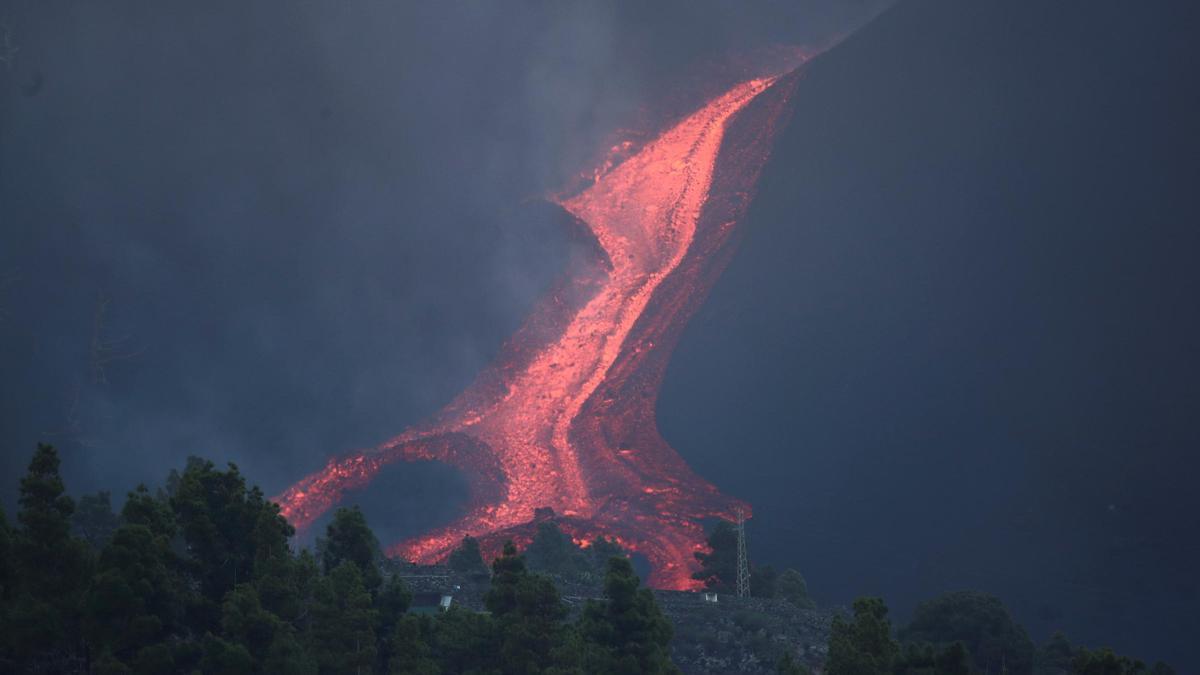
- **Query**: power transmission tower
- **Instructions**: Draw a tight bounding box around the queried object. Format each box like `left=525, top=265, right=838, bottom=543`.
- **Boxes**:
left=735, top=507, right=750, bottom=598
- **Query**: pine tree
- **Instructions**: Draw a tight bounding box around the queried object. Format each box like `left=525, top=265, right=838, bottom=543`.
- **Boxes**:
left=171, top=457, right=275, bottom=632
left=586, top=536, right=627, bottom=575
left=15, top=445, right=89, bottom=596
left=310, top=561, right=378, bottom=674
left=319, top=506, right=383, bottom=593
left=251, top=503, right=303, bottom=622
left=826, top=597, right=899, bottom=675
left=777, top=568, right=816, bottom=609
left=691, top=520, right=738, bottom=591
left=0, top=505, right=12, bottom=600
left=1071, top=647, right=1174, bottom=675
left=374, top=574, right=413, bottom=671
left=220, top=584, right=280, bottom=666
left=1035, top=631, right=1074, bottom=672
left=83, top=522, right=181, bottom=666
left=525, top=521, right=589, bottom=577
left=121, top=484, right=177, bottom=539
left=292, top=548, right=322, bottom=634
left=0, top=506, right=13, bottom=671
left=11, top=444, right=91, bottom=666
left=899, top=591, right=1034, bottom=675
left=777, top=652, right=813, bottom=674
left=483, top=540, right=579, bottom=673
left=501, top=572, right=571, bottom=672
left=263, top=625, right=318, bottom=675
left=428, top=607, right=498, bottom=674
left=130, top=643, right=176, bottom=674
left=935, top=642, right=972, bottom=675
left=84, top=484, right=195, bottom=670
left=446, top=535, right=488, bottom=577
left=751, top=564, right=779, bottom=598
left=895, top=641, right=972, bottom=675
left=72, top=490, right=122, bottom=549
left=485, top=541, right=526, bottom=617
left=579, top=556, right=678, bottom=674
left=200, top=632, right=254, bottom=673
left=388, top=615, right=440, bottom=674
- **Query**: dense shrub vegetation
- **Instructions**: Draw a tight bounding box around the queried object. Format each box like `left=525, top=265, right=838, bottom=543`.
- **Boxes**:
left=0, top=445, right=675, bottom=674
left=823, top=595, right=1174, bottom=675
left=0, top=445, right=1176, bottom=674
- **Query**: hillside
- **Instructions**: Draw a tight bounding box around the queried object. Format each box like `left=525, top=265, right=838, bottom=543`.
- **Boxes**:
left=392, top=560, right=839, bottom=674
left=660, top=1, right=1200, bottom=668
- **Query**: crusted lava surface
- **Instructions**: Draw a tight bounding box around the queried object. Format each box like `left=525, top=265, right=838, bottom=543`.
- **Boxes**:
left=276, top=59, right=807, bottom=590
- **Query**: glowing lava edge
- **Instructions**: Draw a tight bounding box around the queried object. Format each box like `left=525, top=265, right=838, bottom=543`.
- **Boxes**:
left=277, top=56, right=809, bottom=590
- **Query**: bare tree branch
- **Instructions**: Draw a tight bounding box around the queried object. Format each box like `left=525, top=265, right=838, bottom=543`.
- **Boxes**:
left=42, top=379, right=87, bottom=446
left=90, top=290, right=145, bottom=385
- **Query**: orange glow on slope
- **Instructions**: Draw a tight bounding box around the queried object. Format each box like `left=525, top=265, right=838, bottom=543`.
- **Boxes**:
left=276, top=57, right=806, bottom=590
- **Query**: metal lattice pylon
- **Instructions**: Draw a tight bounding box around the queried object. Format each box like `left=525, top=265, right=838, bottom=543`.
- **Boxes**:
left=735, top=507, right=750, bottom=598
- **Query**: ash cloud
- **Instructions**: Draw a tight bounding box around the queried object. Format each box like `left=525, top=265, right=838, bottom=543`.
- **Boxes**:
left=0, top=0, right=884, bottom=512
left=3, top=0, right=1197, bottom=670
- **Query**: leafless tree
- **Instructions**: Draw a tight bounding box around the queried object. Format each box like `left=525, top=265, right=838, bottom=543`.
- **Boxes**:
left=90, top=290, right=143, bottom=385
left=42, top=292, right=144, bottom=449
left=42, top=379, right=91, bottom=447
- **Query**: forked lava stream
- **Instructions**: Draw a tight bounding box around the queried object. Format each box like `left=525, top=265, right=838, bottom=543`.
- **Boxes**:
left=277, top=63, right=804, bottom=589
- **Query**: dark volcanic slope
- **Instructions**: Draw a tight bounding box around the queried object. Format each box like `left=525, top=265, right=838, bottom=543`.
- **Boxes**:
left=660, top=0, right=1200, bottom=668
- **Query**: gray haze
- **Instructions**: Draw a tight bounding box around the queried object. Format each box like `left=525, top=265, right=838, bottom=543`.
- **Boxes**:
left=1, top=0, right=884, bottom=500
left=3, top=0, right=1197, bottom=670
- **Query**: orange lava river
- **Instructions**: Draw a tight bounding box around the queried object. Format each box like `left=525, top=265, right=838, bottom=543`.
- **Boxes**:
left=277, top=58, right=808, bottom=589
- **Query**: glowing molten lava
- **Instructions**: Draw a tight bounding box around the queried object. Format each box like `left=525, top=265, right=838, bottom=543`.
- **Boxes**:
left=277, top=60, right=806, bottom=589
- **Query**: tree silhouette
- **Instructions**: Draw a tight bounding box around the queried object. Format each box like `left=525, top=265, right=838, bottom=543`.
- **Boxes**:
left=580, top=556, right=678, bottom=674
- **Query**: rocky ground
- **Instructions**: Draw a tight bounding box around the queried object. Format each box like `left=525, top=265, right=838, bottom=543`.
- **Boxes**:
left=656, top=591, right=836, bottom=674
left=386, top=560, right=837, bottom=674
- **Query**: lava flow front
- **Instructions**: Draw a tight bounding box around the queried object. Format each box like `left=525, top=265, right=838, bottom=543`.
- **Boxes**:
left=276, top=58, right=807, bottom=589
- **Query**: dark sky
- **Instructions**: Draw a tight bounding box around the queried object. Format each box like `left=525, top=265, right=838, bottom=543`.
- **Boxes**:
left=1, top=0, right=883, bottom=505
left=2, top=0, right=1197, bottom=669
left=661, top=0, right=1200, bottom=668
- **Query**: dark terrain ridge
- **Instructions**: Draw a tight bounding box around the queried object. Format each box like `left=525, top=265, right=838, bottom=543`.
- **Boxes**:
left=395, top=561, right=838, bottom=674
left=1, top=0, right=1195, bottom=670
left=332, top=2, right=1200, bottom=669
left=660, top=1, right=1200, bottom=669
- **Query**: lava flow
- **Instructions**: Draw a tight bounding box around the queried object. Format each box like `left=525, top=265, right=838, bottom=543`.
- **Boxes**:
left=276, top=57, right=808, bottom=589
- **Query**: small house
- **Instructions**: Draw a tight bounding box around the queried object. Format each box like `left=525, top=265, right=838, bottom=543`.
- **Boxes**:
left=410, top=592, right=454, bottom=614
